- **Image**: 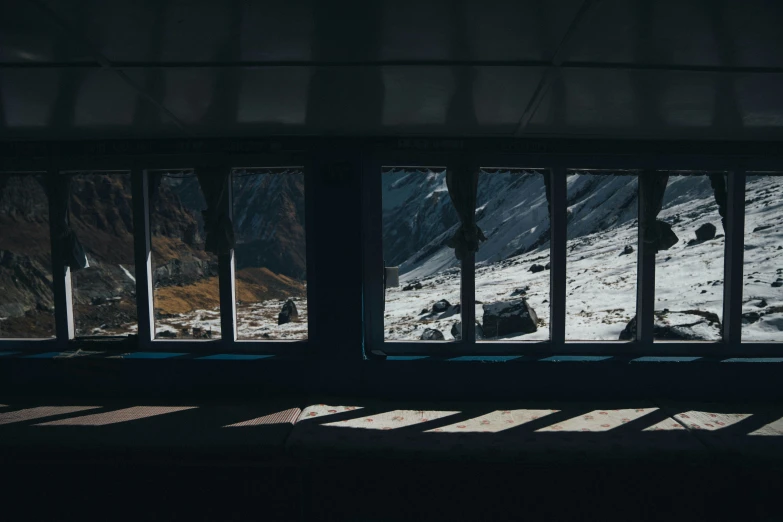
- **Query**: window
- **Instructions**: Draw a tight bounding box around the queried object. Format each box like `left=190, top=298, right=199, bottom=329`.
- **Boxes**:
left=475, top=169, right=550, bottom=341
left=566, top=171, right=638, bottom=341
left=0, top=173, right=55, bottom=338
left=149, top=170, right=221, bottom=340
left=382, top=167, right=461, bottom=342
left=654, top=172, right=726, bottom=342
left=68, top=171, right=137, bottom=337
left=232, top=167, right=308, bottom=340
left=742, top=173, right=783, bottom=341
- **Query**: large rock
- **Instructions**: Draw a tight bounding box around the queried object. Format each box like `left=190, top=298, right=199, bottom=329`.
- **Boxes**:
left=695, top=223, right=717, bottom=241
left=529, top=264, right=546, bottom=273
left=482, top=299, right=538, bottom=338
left=278, top=299, right=299, bottom=325
left=421, top=328, right=444, bottom=340
left=451, top=321, right=485, bottom=340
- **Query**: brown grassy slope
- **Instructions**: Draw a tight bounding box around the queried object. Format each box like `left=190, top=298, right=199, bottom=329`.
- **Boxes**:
left=153, top=267, right=305, bottom=316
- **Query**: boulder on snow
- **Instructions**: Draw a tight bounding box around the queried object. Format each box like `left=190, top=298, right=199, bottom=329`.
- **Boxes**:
left=695, top=223, right=717, bottom=241
left=451, top=321, right=485, bottom=340
left=773, top=280, right=783, bottom=288
left=620, top=245, right=634, bottom=256
left=529, top=264, right=546, bottom=273
left=545, top=262, right=551, bottom=270
left=482, top=299, right=538, bottom=338
left=403, top=282, right=423, bottom=291
left=278, top=299, right=299, bottom=325
left=511, top=286, right=530, bottom=297
left=432, top=299, right=451, bottom=313
left=421, top=328, right=444, bottom=341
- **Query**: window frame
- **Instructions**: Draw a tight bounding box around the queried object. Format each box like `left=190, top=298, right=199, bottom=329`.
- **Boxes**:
left=363, top=149, right=783, bottom=357
left=0, top=152, right=315, bottom=355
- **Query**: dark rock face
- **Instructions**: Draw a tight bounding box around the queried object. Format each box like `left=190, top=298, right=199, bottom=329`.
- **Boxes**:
left=695, top=223, right=717, bottom=241
left=421, top=328, right=444, bottom=340
left=451, top=321, right=485, bottom=340
left=621, top=245, right=634, bottom=256
left=432, top=299, right=451, bottom=313
left=482, top=299, right=538, bottom=338
left=529, top=264, right=546, bottom=273
left=278, top=299, right=299, bottom=325
left=545, top=262, right=551, bottom=270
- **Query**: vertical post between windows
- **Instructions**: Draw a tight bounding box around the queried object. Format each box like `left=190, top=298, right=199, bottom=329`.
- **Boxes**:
left=362, top=158, right=384, bottom=352
left=636, top=171, right=656, bottom=348
left=722, top=169, right=746, bottom=347
left=549, top=166, right=567, bottom=346
left=131, top=167, right=154, bottom=349
left=219, top=167, right=237, bottom=345
left=47, top=169, right=74, bottom=348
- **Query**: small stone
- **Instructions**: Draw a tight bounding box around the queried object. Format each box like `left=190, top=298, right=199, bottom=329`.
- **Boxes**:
left=420, top=328, right=444, bottom=341
left=743, top=312, right=761, bottom=324
left=530, top=264, right=546, bottom=273
left=620, top=245, right=634, bottom=256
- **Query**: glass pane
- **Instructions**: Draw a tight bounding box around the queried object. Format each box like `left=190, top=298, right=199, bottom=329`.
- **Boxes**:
left=150, top=171, right=220, bottom=339
left=475, top=169, right=550, bottom=341
left=654, top=172, right=726, bottom=342
left=566, top=171, right=638, bottom=340
left=742, top=173, right=783, bottom=341
left=383, top=167, right=460, bottom=341
left=233, top=168, right=308, bottom=340
left=69, top=172, right=137, bottom=336
left=0, top=173, right=55, bottom=338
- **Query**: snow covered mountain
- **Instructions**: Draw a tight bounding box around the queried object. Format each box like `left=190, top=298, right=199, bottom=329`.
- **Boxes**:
left=382, top=171, right=783, bottom=343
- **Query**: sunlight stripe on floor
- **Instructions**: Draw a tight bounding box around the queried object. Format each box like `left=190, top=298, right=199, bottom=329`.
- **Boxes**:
left=0, top=406, right=102, bottom=425
left=35, top=406, right=196, bottom=426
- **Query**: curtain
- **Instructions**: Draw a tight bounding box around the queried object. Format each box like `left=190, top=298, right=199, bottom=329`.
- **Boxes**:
left=196, top=170, right=235, bottom=256
left=641, top=174, right=678, bottom=253
left=148, top=171, right=164, bottom=202
left=709, top=173, right=728, bottom=232
left=46, top=174, right=89, bottom=271
left=542, top=171, right=552, bottom=217
left=445, top=166, right=486, bottom=260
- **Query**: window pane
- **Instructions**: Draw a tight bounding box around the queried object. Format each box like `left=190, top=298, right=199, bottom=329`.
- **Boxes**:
left=742, top=173, right=783, bottom=341
left=0, top=173, right=55, bottom=338
left=69, top=172, right=137, bottom=337
left=150, top=171, right=220, bottom=339
left=383, top=167, right=460, bottom=341
left=654, top=172, right=726, bottom=342
left=566, top=171, right=638, bottom=340
left=475, top=169, right=550, bottom=341
left=233, top=168, right=307, bottom=340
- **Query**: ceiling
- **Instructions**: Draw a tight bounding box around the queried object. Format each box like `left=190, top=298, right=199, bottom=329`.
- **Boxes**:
left=1, top=0, right=783, bottom=141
